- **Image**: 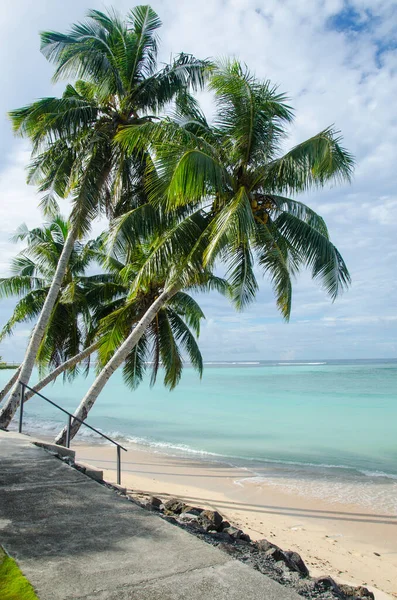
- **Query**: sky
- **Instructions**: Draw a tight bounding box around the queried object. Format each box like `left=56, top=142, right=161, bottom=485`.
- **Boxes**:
left=0, top=0, right=396, bottom=362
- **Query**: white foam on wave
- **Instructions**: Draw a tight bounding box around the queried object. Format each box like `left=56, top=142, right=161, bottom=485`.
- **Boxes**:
left=204, top=361, right=260, bottom=365
left=277, top=362, right=327, bottom=366
left=262, top=474, right=397, bottom=514
left=359, top=469, right=397, bottom=480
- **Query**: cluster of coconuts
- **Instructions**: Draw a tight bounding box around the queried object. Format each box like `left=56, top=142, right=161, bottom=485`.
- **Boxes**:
left=251, top=197, right=274, bottom=225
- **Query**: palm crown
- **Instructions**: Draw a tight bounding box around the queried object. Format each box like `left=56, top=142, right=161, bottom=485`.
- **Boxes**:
left=9, top=6, right=210, bottom=234
left=117, top=60, right=354, bottom=318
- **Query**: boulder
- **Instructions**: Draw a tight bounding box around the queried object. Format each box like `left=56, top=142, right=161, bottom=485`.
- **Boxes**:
left=181, top=505, right=203, bottom=516
left=163, top=498, right=186, bottom=514
left=149, top=496, right=162, bottom=508
left=198, top=510, right=223, bottom=532
left=313, top=576, right=343, bottom=597
left=256, top=541, right=308, bottom=576
left=220, top=520, right=231, bottom=530
left=339, top=585, right=375, bottom=600
left=265, top=545, right=288, bottom=563
left=177, top=512, right=199, bottom=524
left=284, top=551, right=309, bottom=577
left=240, top=533, right=251, bottom=543
left=222, top=526, right=243, bottom=540
left=256, top=539, right=274, bottom=553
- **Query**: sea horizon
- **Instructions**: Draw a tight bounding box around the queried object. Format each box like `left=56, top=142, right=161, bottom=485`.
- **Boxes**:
left=2, top=358, right=396, bottom=514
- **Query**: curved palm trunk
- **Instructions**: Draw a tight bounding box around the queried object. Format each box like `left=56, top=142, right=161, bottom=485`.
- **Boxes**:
left=55, top=287, right=177, bottom=446
left=0, top=223, right=79, bottom=429
left=0, top=366, right=22, bottom=404
left=24, top=341, right=99, bottom=402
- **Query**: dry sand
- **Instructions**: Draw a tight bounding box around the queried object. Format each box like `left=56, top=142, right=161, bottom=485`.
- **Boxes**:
left=74, top=442, right=397, bottom=600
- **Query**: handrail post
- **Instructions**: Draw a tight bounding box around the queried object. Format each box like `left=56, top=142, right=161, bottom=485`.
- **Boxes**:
left=66, top=414, right=72, bottom=448
left=18, top=383, right=25, bottom=434
left=117, top=445, right=121, bottom=486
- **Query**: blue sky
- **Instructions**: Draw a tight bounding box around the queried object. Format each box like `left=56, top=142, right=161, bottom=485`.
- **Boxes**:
left=0, top=0, right=396, bottom=361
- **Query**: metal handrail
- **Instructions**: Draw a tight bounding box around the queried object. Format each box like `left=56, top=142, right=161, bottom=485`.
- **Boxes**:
left=18, top=381, right=127, bottom=485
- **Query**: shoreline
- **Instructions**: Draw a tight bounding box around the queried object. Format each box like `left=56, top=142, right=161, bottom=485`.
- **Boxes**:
left=73, top=440, right=397, bottom=599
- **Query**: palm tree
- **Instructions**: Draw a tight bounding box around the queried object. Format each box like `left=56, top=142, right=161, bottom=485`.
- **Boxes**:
left=64, top=60, right=354, bottom=427
left=54, top=236, right=228, bottom=445
left=0, top=217, right=114, bottom=408
left=117, top=60, right=354, bottom=315
left=0, top=217, right=98, bottom=377
left=0, top=220, right=215, bottom=442
left=0, top=5, right=210, bottom=428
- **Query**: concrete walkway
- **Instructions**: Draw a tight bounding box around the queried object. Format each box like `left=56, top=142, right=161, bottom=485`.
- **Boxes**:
left=0, top=430, right=301, bottom=600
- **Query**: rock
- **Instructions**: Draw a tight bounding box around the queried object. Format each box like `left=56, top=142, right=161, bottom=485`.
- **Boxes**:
left=220, top=520, right=231, bottom=530
left=313, top=576, right=343, bottom=597
left=266, top=545, right=289, bottom=563
left=198, top=510, right=223, bottom=532
left=181, top=505, right=203, bottom=516
left=339, top=585, right=375, bottom=599
left=163, top=498, right=186, bottom=514
left=149, top=496, right=162, bottom=508
left=257, top=539, right=286, bottom=561
left=256, top=539, right=274, bottom=553
left=222, top=526, right=243, bottom=539
left=141, top=500, right=160, bottom=512
left=217, top=542, right=238, bottom=555
left=177, top=512, right=199, bottom=524
left=240, top=533, right=251, bottom=543
left=284, top=551, right=309, bottom=577
left=257, top=541, right=308, bottom=577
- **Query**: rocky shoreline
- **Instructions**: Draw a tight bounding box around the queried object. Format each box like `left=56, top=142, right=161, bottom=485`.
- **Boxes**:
left=121, top=489, right=375, bottom=600
left=58, top=450, right=376, bottom=600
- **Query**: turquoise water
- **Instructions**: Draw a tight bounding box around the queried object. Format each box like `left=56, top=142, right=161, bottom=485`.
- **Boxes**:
left=2, top=359, right=397, bottom=511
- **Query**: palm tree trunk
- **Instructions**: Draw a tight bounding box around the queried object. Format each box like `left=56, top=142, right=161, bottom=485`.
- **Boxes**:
left=0, top=222, right=79, bottom=429
left=55, top=287, right=177, bottom=446
left=24, top=342, right=99, bottom=402
left=0, top=366, right=22, bottom=404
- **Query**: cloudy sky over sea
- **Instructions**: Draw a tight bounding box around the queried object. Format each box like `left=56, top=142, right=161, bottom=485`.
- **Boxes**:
left=0, top=0, right=396, bottom=361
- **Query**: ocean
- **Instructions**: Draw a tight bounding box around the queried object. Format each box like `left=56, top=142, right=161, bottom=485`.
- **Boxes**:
left=2, top=359, right=396, bottom=513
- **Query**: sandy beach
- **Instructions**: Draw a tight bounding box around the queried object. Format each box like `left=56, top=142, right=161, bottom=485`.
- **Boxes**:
left=73, top=441, right=397, bottom=600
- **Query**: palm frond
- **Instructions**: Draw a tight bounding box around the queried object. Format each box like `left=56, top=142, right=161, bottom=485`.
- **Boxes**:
left=275, top=211, right=351, bottom=299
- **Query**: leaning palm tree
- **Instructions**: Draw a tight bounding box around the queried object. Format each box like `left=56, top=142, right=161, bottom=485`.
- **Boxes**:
left=0, top=219, right=123, bottom=406
left=62, top=60, right=354, bottom=429
left=0, top=217, right=97, bottom=385
left=54, top=235, right=228, bottom=444
left=0, top=5, right=210, bottom=428
left=0, top=223, right=215, bottom=442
